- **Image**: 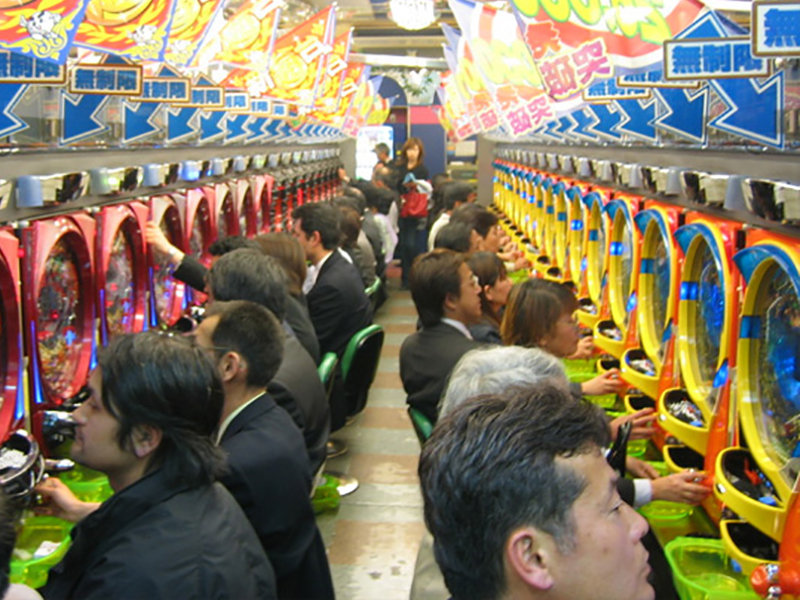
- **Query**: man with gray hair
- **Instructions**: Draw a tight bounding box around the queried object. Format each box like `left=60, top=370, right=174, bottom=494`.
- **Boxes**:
left=419, top=382, right=654, bottom=600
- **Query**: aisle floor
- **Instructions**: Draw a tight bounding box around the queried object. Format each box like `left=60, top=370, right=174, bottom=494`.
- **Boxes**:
left=317, top=280, right=425, bottom=600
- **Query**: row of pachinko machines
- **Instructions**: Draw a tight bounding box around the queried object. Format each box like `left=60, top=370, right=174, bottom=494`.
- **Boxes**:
left=493, top=148, right=800, bottom=600
left=0, top=147, right=340, bottom=587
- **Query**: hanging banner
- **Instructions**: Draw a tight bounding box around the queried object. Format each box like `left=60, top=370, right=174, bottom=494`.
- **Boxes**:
left=509, top=0, right=705, bottom=72
left=192, top=0, right=280, bottom=69
left=312, top=29, right=351, bottom=113
left=0, top=0, right=90, bottom=64
left=74, top=0, right=178, bottom=61
left=307, top=60, right=365, bottom=127
left=164, top=0, right=226, bottom=66
left=263, top=5, right=335, bottom=106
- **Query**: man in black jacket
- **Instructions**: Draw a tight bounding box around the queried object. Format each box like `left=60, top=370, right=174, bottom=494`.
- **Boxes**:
left=400, top=250, right=485, bottom=424
left=194, top=300, right=335, bottom=599
left=36, top=332, right=276, bottom=599
left=292, top=203, right=373, bottom=357
left=207, top=250, right=330, bottom=475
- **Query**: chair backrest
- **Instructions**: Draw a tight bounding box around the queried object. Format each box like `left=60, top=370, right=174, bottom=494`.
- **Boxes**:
left=407, top=407, right=433, bottom=446
left=365, top=278, right=382, bottom=311
left=340, top=325, right=385, bottom=417
left=317, top=352, right=339, bottom=405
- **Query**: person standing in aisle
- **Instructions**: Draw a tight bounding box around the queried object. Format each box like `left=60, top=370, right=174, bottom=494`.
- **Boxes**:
left=395, top=137, right=431, bottom=289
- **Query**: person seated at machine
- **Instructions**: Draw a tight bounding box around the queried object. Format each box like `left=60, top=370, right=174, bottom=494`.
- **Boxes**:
left=207, top=250, right=330, bottom=476
left=193, top=300, right=334, bottom=599
left=433, top=222, right=482, bottom=254
left=400, top=250, right=488, bottom=424
left=292, top=203, right=373, bottom=357
left=145, top=225, right=320, bottom=363
left=34, top=332, right=277, bottom=599
left=334, top=202, right=378, bottom=288
left=427, top=182, right=476, bottom=252
left=500, top=279, right=710, bottom=508
left=450, top=204, right=529, bottom=271
left=419, top=382, right=655, bottom=600
left=465, top=252, right=513, bottom=344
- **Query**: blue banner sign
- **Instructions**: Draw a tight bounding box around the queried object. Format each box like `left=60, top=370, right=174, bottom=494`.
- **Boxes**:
left=617, top=69, right=699, bottom=89
left=225, top=91, right=250, bottom=112
left=131, top=77, right=190, bottom=103
left=251, top=99, right=272, bottom=114
left=68, top=64, right=142, bottom=95
left=664, top=37, right=771, bottom=80
left=185, top=85, right=224, bottom=108
left=0, top=84, right=28, bottom=138
left=582, top=78, right=649, bottom=102
left=0, top=51, right=65, bottom=83
left=752, top=1, right=800, bottom=56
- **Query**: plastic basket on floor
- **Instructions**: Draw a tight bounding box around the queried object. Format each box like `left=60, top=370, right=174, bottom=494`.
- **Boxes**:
left=10, top=516, right=72, bottom=590
left=312, top=474, right=341, bottom=514
left=507, top=268, right=530, bottom=284
left=664, top=537, right=759, bottom=600
left=563, top=358, right=617, bottom=408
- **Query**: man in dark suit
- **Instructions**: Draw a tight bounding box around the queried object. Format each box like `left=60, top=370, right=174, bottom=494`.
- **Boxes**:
left=207, top=250, right=330, bottom=475
left=400, top=250, right=486, bottom=424
left=195, top=300, right=335, bottom=600
left=292, top=203, right=373, bottom=357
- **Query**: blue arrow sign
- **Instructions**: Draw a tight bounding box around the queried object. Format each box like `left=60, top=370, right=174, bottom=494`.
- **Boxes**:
left=0, top=84, right=28, bottom=138
left=614, top=98, right=658, bottom=142
left=570, top=108, right=600, bottom=142
left=672, top=11, right=784, bottom=149
left=246, top=116, right=269, bottom=141
left=586, top=104, right=622, bottom=141
left=226, top=114, right=249, bottom=142
left=123, top=101, right=161, bottom=144
left=653, top=86, right=708, bottom=144
left=61, top=92, right=109, bottom=145
left=263, top=119, right=282, bottom=141
left=541, top=120, right=563, bottom=142
left=556, top=115, right=577, bottom=141
left=200, top=111, right=226, bottom=142
left=710, top=72, right=784, bottom=148
left=167, top=106, right=198, bottom=142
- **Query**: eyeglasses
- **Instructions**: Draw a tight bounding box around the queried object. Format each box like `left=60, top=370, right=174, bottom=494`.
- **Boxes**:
left=466, top=273, right=480, bottom=288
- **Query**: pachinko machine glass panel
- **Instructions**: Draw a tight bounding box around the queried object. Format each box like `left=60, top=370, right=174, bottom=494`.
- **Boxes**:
left=548, top=181, right=569, bottom=282
left=578, top=191, right=610, bottom=330
left=621, top=206, right=682, bottom=400
left=659, top=216, right=740, bottom=457
left=713, top=239, right=800, bottom=572
left=179, top=189, right=214, bottom=305
left=236, top=179, right=258, bottom=238
left=148, top=195, right=185, bottom=329
left=567, top=186, right=591, bottom=296
left=211, top=183, right=239, bottom=240
left=259, top=174, right=274, bottom=233
left=96, top=203, right=148, bottom=345
left=593, top=198, right=641, bottom=359
left=22, top=215, right=95, bottom=447
left=0, top=230, right=23, bottom=444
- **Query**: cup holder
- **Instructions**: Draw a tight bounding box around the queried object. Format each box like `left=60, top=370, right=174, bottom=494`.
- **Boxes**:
left=598, top=358, right=620, bottom=371
left=663, top=389, right=706, bottom=428
left=724, top=521, right=779, bottom=563
left=624, top=348, right=656, bottom=376
left=664, top=445, right=705, bottom=471
left=578, top=298, right=597, bottom=315
left=597, top=319, right=623, bottom=341
left=626, top=394, right=655, bottom=411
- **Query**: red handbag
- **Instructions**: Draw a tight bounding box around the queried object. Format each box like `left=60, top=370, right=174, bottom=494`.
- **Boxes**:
left=400, top=191, right=429, bottom=218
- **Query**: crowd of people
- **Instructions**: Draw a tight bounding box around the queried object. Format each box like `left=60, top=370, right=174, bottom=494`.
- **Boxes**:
left=0, top=142, right=711, bottom=600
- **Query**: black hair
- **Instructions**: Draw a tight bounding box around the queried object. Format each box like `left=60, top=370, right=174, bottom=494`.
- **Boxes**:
left=208, top=235, right=262, bottom=257
left=207, top=249, right=288, bottom=320
left=205, top=301, right=285, bottom=388
left=443, top=182, right=475, bottom=211
left=501, top=278, right=580, bottom=348
left=467, top=251, right=507, bottom=325
left=340, top=187, right=367, bottom=214
left=292, top=203, right=341, bottom=250
left=451, top=204, right=498, bottom=238
left=434, top=222, right=474, bottom=254
left=419, top=383, right=610, bottom=600
left=98, top=332, right=226, bottom=488
left=409, top=250, right=465, bottom=328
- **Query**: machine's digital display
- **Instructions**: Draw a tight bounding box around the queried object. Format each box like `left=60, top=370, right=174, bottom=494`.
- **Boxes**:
left=105, top=226, right=135, bottom=337
left=619, top=218, right=633, bottom=327
left=652, top=231, right=671, bottom=362
left=37, top=239, right=82, bottom=399
left=754, top=266, right=800, bottom=472
left=153, top=209, right=181, bottom=325
left=694, top=242, right=725, bottom=410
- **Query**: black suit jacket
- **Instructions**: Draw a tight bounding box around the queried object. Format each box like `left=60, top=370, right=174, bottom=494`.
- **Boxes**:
left=400, top=322, right=484, bottom=424
left=307, top=250, right=373, bottom=357
left=271, top=335, right=330, bottom=475
left=219, top=394, right=334, bottom=600
left=174, top=254, right=320, bottom=363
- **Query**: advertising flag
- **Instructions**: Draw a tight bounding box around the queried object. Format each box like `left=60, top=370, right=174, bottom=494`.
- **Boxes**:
left=164, top=0, right=226, bottom=66
left=0, top=0, right=90, bottom=63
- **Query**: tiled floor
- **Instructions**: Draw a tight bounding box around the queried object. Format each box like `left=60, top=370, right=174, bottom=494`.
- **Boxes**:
left=317, top=278, right=424, bottom=600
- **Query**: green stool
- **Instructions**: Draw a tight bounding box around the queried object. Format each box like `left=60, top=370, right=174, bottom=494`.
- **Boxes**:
left=408, top=407, right=433, bottom=446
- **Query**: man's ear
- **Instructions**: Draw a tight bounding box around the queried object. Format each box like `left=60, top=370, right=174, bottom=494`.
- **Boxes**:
left=131, top=424, right=163, bottom=459
left=310, top=230, right=323, bottom=248
left=505, top=528, right=556, bottom=592
left=442, top=292, right=458, bottom=316
left=217, top=351, right=244, bottom=384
